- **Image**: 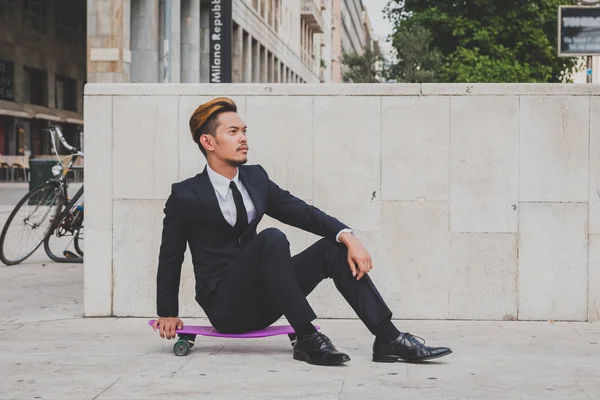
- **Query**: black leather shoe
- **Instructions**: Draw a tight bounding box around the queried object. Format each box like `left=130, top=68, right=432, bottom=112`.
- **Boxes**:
left=372, top=333, right=452, bottom=363
left=293, top=332, right=350, bottom=366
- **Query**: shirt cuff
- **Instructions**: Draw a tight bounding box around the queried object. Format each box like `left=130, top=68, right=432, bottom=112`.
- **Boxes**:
left=336, top=228, right=353, bottom=242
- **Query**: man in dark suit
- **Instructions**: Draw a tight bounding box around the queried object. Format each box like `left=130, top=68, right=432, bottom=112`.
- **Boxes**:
left=153, top=97, right=452, bottom=366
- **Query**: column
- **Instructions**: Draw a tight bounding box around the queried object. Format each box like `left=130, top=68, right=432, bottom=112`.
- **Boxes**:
left=87, top=0, right=132, bottom=83
left=302, top=22, right=308, bottom=63
left=131, top=0, right=159, bottom=82
left=309, top=29, right=313, bottom=70
left=274, top=0, right=279, bottom=32
left=252, top=39, right=260, bottom=83
left=331, top=0, right=342, bottom=82
left=232, top=24, right=243, bottom=83
left=169, top=0, right=181, bottom=82
left=181, top=0, right=200, bottom=83
left=274, top=59, right=280, bottom=83
left=268, top=52, right=275, bottom=82
left=200, top=5, right=210, bottom=82
left=300, top=19, right=304, bottom=62
left=260, top=46, right=268, bottom=82
left=243, top=32, right=252, bottom=83
left=265, top=0, right=270, bottom=24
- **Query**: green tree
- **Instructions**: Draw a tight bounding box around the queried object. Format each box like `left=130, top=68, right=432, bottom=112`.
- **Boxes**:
left=341, top=48, right=382, bottom=83
left=386, top=0, right=581, bottom=83
left=386, top=23, right=443, bottom=82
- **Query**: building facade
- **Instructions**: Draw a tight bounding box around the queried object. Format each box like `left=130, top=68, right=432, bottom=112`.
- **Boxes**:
left=0, top=0, right=379, bottom=161
left=326, top=0, right=380, bottom=82
left=87, top=0, right=379, bottom=84
left=0, top=0, right=85, bottom=160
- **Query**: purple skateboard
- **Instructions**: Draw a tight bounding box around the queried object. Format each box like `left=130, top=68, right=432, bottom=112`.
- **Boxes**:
left=148, top=319, right=320, bottom=356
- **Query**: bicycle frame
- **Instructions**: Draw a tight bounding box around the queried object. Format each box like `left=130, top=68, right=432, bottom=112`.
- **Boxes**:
left=42, top=126, right=85, bottom=263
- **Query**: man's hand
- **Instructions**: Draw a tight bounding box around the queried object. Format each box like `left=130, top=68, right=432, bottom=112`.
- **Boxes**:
left=152, top=317, right=184, bottom=340
left=339, top=232, right=373, bottom=280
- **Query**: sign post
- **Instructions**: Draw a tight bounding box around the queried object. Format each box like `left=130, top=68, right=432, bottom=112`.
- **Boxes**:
left=559, top=2, right=600, bottom=83
left=209, top=0, right=233, bottom=83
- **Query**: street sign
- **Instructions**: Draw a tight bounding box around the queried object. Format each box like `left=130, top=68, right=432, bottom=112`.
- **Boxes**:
left=558, top=6, right=600, bottom=56
left=209, top=0, right=232, bottom=83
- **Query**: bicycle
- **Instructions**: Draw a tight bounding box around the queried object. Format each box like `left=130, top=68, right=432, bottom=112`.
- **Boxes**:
left=0, top=126, right=84, bottom=265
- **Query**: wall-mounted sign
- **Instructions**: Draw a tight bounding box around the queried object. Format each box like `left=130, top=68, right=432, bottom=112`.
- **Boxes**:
left=209, top=0, right=232, bottom=83
left=559, top=6, right=600, bottom=56
left=0, top=59, right=15, bottom=101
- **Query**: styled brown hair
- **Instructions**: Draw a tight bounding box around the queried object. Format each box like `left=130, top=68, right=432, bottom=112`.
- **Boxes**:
left=189, top=97, right=238, bottom=156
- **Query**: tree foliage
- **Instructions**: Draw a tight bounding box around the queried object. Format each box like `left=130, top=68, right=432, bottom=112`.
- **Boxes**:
left=341, top=48, right=382, bottom=83
left=386, top=0, right=581, bottom=82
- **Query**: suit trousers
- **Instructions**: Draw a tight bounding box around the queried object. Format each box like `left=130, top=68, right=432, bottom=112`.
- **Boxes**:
left=205, top=228, right=393, bottom=334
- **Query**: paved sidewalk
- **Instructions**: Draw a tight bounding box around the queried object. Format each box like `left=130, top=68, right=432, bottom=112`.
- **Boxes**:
left=1, top=261, right=599, bottom=399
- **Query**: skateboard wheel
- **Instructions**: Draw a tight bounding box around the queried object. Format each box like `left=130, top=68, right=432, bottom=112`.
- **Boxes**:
left=173, top=340, right=190, bottom=356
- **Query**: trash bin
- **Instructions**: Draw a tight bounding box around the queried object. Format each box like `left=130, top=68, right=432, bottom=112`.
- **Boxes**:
left=29, top=159, right=58, bottom=191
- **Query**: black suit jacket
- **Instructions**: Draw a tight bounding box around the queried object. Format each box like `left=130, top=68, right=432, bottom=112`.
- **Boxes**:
left=156, top=164, right=349, bottom=317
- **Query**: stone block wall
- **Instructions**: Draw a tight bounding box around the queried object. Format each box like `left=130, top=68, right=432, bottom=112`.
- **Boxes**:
left=83, top=83, right=600, bottom=322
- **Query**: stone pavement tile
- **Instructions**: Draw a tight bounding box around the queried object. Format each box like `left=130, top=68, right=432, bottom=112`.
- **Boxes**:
left=0, top=376, right=118, bottom=400
left=498, top=321, right=595, bottom=331
left=577, top=329, right=600, bottom=342
left=0, top=337, right=31, bottom=355
left=0, top=323, right=23, bottom=334
left=0, top=263, right=82, bottom=324
left=96, top=376, right=344, bottom=400
left=2, top=354, right=190, bottom=381
left=9, top=301, right=82, bottom=324
left=340, top=379, right=590, bottom=400
left=575, top=324, right=600, bottom=332
left=578, top=380, right=600, bottom=399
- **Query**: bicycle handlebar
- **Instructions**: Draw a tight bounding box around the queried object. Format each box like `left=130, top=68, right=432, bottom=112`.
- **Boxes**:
left=45, top=126, right=83, bottom=156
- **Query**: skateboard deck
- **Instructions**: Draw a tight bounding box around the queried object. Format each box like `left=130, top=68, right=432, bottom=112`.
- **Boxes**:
left=149, top=319, right=321, bottom=356
left=148, top=319, right=319, bottom=338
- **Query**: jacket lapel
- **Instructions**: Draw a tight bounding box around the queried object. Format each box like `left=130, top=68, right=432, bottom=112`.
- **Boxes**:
left=239, top=166, right=264, bottom=219
left=191, top=167, right=236, bottom=232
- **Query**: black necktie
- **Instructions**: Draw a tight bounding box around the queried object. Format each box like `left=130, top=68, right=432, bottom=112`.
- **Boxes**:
left=229, top=181, right=248, bottom=234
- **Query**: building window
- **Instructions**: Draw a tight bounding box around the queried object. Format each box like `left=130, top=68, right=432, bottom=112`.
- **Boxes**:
left=23, top=66, right=47, bottom=106
left=55, top=0, right=79, bottom=47
left=0, top=59, right=15, bottom=101
left=0, top=0, right=15, bottom=21
left=23, top=0, right=47, bottom=34
left=55, top=75, right=77, bottom=112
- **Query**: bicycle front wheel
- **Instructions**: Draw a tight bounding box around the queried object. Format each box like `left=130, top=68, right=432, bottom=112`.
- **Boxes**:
left=0, top=182, right=64, bottom=265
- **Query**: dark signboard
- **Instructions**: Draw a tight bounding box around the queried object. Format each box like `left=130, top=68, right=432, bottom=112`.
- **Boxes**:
left=559, top=6, right=600, bottom=56
left=0, top=59, right=15, bottom=101
left=209, top=0, right=232, bottom=83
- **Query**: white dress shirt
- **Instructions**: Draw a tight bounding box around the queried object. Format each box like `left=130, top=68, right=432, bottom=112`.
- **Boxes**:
left=206, top=165, right=351, bottom=241
left=206, top=164, right=256, bottom=226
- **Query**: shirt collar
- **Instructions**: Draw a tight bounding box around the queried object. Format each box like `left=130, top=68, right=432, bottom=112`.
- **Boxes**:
left=206, top=164, right=240, bottom=199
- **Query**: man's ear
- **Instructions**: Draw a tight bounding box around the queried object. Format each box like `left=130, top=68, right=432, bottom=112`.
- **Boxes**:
left=200, top=134, right=214, bottom=152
